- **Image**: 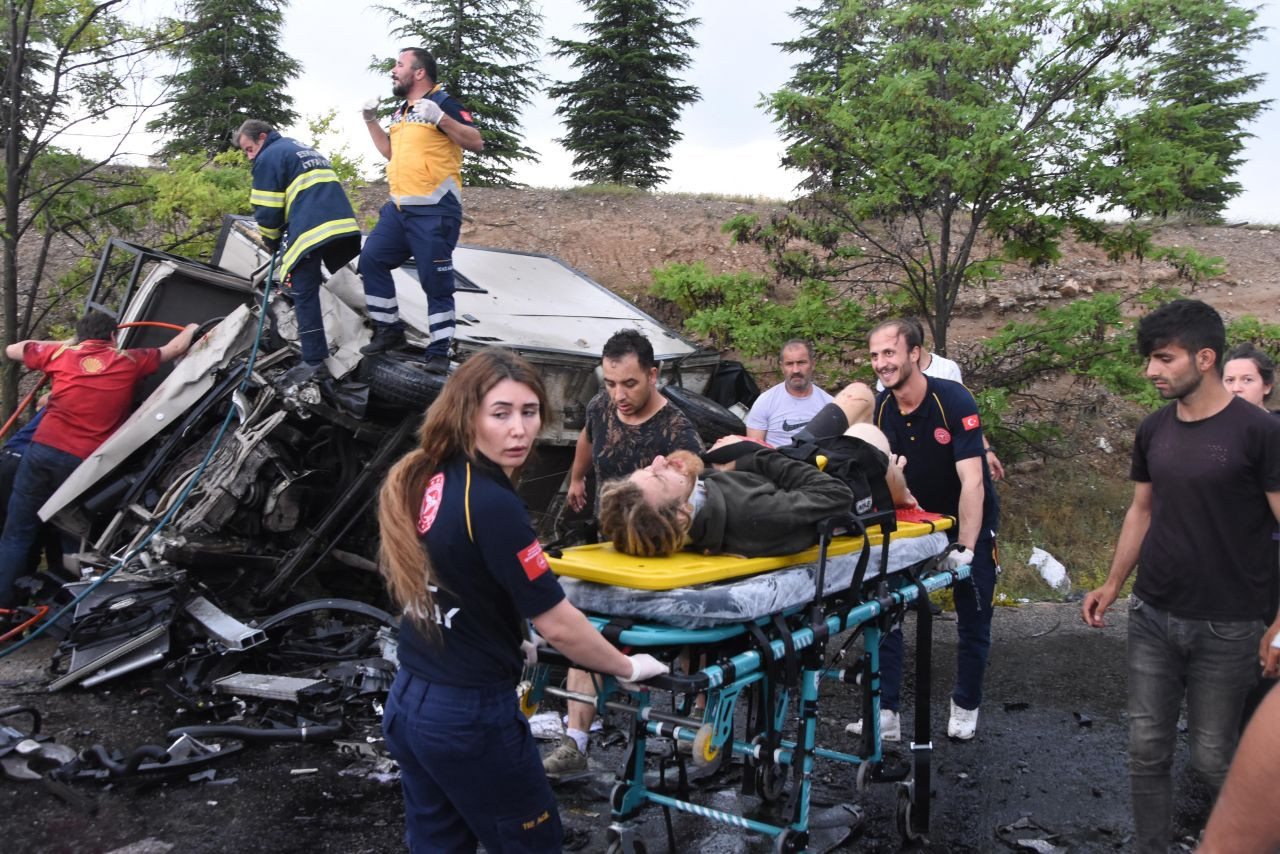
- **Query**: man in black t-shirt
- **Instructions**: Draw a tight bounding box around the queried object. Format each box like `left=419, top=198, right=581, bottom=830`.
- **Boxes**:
left=549, top=329, right=703, bottom=780
left=1083, top=300, right=1280, bottom=854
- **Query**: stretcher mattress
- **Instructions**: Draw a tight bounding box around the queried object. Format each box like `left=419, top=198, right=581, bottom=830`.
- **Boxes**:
left=549, top=512, right=953, bottom=590
left=559, top=530, right=951, bottom=629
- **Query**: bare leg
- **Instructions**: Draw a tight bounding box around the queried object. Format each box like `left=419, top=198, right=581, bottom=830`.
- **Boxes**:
left=565, top=667, right=597, bottom=736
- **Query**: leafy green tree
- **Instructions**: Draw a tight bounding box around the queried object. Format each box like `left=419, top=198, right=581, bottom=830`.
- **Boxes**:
left=2, top=1, right=174, bottom=417
left=375, top=0, right=543, bottom=187
left=549, top=0, right=700, bottom=190
left=731, top=0, right=1235, bottom=356
left=147, top=0, right=300, bottom=159
left=1110, top=0, right=1269, bottom=220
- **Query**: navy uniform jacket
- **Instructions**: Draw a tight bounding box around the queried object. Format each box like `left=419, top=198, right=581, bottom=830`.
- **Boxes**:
left=249, top=131, right=361, bottom=277
left=874, top=376, right=999, bottom=538
left=396, top=453, right=565, bottom=687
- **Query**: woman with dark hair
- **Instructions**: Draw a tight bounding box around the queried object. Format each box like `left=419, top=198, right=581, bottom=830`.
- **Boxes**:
left=377, top=348, right=666, bottom=852
left=1223, top=341, right=1276, bottom=411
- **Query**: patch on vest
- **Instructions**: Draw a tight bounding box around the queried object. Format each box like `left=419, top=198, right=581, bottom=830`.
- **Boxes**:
left=934, top=427, right=952, bottom=445
left=417, top=472, right=445, bottom=534
left=518, top=539, right=550, bottom=581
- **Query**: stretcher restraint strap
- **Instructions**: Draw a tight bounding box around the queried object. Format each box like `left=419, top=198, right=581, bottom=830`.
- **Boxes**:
left=743, top=619, right=783, bottom=754
left=600, top=617, right=635, bottom=644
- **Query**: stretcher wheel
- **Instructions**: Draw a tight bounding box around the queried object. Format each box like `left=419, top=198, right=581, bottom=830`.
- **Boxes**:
left=605, top=835, right=646, bottom=854
left=755, top=762, right=787, bottom=803
left=690, top=723, right=719, bottom=767
left=896, top=783, right=924, bottom=843
left=856, top=759, right=873, bottom=793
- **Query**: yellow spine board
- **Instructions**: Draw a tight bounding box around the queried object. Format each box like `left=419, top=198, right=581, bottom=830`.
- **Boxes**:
left=548, top=517, right=953, bottom=591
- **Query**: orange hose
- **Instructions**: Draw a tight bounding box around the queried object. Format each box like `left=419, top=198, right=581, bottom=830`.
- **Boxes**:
left=117, top=321, right=186, bottom=331
left=0, top=375, right=49, bottom=443
left=0, top=605, right=51, bottom=643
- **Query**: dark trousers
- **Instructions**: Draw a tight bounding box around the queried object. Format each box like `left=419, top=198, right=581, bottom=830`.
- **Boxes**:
left=383, top=669, right=563, bottom=853
left=358, top=203, right=461, bottom=358
left=1126, top=596, right=1261, bottom=854
left=286, top=251, right=329, bottom=364
left=0, top=442, right=81, bottom=608
left=879, top=535, right=997, bottom=712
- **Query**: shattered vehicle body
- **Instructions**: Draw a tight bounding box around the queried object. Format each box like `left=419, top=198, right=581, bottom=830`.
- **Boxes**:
left=27, top=217, right=749, bottom=716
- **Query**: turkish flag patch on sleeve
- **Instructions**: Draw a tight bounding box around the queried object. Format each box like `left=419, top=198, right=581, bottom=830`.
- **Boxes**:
left=417, top=473, right=446, bottom=534
left=962, top=414, right=981, bottom=431
left=518, top=539, right=550, bottom=581
left=459, top=110, right=473, bottom=123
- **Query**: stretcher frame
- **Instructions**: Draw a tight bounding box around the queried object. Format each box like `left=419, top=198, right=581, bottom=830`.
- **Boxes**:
left=526, top=509, right=966, bottom=853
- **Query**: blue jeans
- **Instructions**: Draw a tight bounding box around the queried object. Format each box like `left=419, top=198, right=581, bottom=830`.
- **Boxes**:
left=285, top=251, right=328, bottom=364
left=1126, top=596, right=1262, bottom=854
left=0, top=441, right=82, bottom=607
left=879, top=536, right=997, bottom=712
left=359, top=203, right=461, bottom=358
left=383, top=669, right=562, bottom=853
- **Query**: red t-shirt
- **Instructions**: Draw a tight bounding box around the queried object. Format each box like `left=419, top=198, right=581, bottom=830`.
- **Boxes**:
left=24, top=340, right=161, bottom=459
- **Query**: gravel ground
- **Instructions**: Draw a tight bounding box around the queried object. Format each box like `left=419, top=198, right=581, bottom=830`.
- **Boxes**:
left=0, top=600, right=1220, bottom=853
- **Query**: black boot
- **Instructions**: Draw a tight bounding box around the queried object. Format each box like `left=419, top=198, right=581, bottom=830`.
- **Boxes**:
left=360, top=324, right=405, bottom=355
left=423, top=354, right=451, bottom=375
left=278, top=361, right=330, bottom=388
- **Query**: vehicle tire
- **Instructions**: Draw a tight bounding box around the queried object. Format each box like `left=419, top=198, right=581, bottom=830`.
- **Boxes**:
left=360, top=352, right=446, bottom=410
left=660, top=385, right=745, bottom=444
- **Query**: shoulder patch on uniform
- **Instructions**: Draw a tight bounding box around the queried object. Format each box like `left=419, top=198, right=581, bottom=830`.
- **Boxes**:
left=417, top=472, right=446, bottom=534
left=934, top=427, right=952, bottom=445
left=459, top=109, right=473, bottom=123
left=962, top=413, right=980, bottom=431
left=517, top=539, right=550, bottom=582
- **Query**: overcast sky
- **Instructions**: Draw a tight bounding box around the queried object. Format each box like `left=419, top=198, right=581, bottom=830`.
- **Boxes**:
left=111, top=0, right=1278, bottom=222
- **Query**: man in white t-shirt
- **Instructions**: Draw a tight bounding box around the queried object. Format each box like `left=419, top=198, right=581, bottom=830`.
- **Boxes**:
left=874, top=318, right=1003, bottom=480
left=746, top=340, right=834, bottom=447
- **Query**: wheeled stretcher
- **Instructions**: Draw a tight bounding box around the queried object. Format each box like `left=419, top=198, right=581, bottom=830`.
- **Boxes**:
left=524, top=509, right=967, bottom=853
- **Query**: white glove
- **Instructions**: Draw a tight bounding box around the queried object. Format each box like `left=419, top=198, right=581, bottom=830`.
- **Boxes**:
left=361, top=98, right=380, bottom=122
left=618, top=654, right=668, bottom=691
left=941, top=545, right=974, bottom=572
left=519, top=631, right=547, bottom=666
left=416, top=98, right=445, bottom=126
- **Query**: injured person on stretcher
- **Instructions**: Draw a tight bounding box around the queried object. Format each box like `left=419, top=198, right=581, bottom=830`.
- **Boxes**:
left=598, top=382, right=913, bottom=558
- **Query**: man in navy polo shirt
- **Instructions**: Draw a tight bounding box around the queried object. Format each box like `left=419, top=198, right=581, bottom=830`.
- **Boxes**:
left=849, top=318, right=999, bottom=742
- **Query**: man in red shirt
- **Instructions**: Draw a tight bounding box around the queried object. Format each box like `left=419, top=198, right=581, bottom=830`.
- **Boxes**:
left=0, top=310, right=197, bottom=606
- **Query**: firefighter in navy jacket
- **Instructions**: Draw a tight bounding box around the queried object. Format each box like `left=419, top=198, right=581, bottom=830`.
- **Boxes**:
left=236, top=119, right=361, bottom=378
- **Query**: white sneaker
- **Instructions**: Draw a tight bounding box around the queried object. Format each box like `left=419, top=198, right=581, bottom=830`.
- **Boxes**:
left=844, top=709, right=901, bottom=742
left=947, top=700, right=978, bottom=740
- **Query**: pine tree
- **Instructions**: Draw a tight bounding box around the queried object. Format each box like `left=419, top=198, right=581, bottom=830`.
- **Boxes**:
left=549, top=0, right=700, bottom=190
left=148, top=0, right=300, bottom=159
left=1114, top=0, right=1269, bottom=220
left=376, top=0, right=543, bottom=187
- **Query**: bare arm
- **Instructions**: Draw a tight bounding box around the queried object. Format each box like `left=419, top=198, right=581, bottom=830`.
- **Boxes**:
left=366, top=120, right=391, bottom=160
left=1198, top=686, right=1280, bottom=852
left=531, top=598, right=632, bottom=677
left=566, top=427, right=593, bottom=513
left=1259, top=491, right=1280, bottom=677
left=5, top=341, right=30, bottom=361
left=954, top=455, right=985, bottom=549
left=158, top=323, right=199, bottom=364
left=745, top=427, right=768, bottom=443
left=439, top=114, right=483, bottom=152
left=1082, top=482, right=1152, bottom=628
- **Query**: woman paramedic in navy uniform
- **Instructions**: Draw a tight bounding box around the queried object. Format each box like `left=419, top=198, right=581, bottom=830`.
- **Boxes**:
left=378, top=348, right=668, bottom=852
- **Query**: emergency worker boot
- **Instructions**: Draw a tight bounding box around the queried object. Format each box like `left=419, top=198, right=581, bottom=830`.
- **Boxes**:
left=423, top=354, right=451, bottom=375
left=359, top=323, right=405, bottom=355
left=543, top=734, right=589, bottom=781
left=844, top=709, right=901, bottom=742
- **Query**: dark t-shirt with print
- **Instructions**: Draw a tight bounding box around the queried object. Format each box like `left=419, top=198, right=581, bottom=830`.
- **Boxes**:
left=585, top=392, right=703, bottom=487
left=1131, top=395, right=1280, bottom=622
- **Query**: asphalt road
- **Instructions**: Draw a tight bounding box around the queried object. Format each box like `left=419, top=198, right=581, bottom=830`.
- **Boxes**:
left=0, top=601, right=1217, bottom=853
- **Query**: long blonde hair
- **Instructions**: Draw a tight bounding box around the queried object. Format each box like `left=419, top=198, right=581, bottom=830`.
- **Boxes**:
left=377, top=349, right=549, bottom=633
left=597, top=477, right=690, bottom=557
